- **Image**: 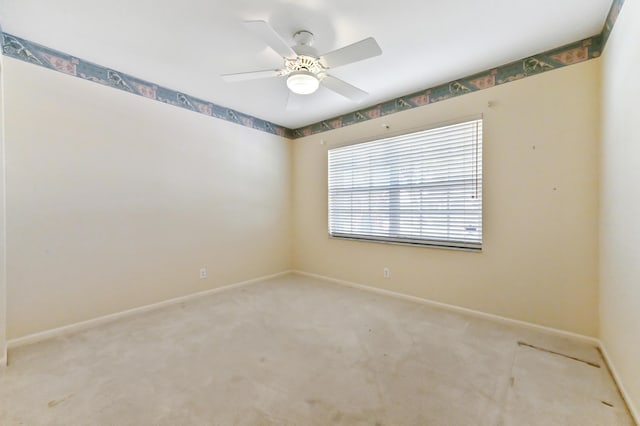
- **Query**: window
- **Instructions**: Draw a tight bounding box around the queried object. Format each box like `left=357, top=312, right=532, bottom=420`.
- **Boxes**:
left=328, top=118, right=482, bottom=250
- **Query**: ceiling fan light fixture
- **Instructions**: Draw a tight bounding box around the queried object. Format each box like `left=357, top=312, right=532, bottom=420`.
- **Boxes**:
left=286, top=70, right=320, bottom=95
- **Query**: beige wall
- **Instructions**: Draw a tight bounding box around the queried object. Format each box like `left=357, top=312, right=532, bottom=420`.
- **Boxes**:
left=293, top=60, right=601, bottom=336
left=0, top=50, right=6, bottom=364
left=4, top=57, right=291, bottom=339
left=600, top=0, right=640, bottom=416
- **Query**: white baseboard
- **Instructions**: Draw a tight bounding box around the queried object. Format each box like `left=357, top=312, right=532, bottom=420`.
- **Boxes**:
left=292, top=270, right=600, bottom=346
left=8, top=270, right=292, bottom=350
left=599, top=342, right=639, bottom=425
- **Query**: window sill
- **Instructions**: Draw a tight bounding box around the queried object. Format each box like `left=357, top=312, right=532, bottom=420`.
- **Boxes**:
left=328, top=234, right=483, bottom=253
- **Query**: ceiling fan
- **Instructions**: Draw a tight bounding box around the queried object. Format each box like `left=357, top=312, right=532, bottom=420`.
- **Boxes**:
left=221, top=20, right=382, bottom=104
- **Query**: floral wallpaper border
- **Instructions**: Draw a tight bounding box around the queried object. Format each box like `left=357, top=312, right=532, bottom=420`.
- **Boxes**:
left=292, top=36, right=602, bottom=138
left=292, top=0, right=625, bottom=138
left=1, top=33, right=293, bottom=139
left=0, top=0, right=624, bottom=139
left=601, top=0, right=625, bottom=47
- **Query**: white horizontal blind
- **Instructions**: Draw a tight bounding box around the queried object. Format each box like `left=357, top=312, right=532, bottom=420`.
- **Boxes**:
left=328, top=119, right=482, bottom=249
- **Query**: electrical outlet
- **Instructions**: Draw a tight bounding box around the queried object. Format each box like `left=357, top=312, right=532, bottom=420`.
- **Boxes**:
left=383, top=267, right=390, bottom=279
left=199, top=268, right=207, bottom=279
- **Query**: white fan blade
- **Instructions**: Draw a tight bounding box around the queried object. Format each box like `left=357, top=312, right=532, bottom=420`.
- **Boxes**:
left=244, top=20, right=297, bottom=59
left=319, top=37, right=382, bottom=68
left=321, top=75, right=368, bottom=101
left=286, top=91, right=304, bottom=110
left=221, top=69, right=280, bottom=82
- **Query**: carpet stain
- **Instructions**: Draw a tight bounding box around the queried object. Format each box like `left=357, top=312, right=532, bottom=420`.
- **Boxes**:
left=48, top=394, right=73, bottom=408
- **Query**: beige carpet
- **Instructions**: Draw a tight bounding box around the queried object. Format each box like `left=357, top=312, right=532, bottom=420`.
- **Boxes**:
left=0, top=273, right=633, bottom=425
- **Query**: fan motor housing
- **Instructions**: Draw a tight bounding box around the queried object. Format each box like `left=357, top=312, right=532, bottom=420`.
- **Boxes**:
left=285, top=55, right=324, bottom=76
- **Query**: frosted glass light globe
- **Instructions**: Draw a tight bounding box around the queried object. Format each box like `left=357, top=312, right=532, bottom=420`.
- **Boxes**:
left=286, top=71, right=320, bottom=95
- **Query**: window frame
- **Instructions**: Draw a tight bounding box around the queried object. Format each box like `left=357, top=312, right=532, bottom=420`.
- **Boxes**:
left=327, top=115, right=483, bottom=252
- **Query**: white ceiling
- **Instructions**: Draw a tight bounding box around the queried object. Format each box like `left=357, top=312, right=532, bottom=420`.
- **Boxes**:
left=0, top=0, right=611, bottom=129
